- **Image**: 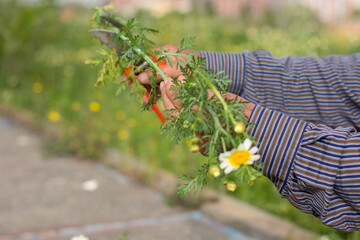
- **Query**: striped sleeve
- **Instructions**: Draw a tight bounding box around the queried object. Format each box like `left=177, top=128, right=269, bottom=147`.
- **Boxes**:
left=200, top=51, right=245, bottom=96
left=247, top=105, right=360, bottom=231
left=200, top=50, right=360, bottom=129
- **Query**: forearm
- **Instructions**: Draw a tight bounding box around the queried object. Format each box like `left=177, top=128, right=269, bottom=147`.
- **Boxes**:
left=201, top=50, right=360, bottom=129
left=246, top=104, right=360, bottom=231
left=200, top=51, right=245, bottom=97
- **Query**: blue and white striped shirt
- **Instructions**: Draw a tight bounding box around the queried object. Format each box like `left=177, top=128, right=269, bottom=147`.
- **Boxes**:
left=200, top=50, right=360, bottom=231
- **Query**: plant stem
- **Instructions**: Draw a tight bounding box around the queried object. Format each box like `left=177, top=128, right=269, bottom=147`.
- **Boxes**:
left=209, top=130, right=219, bottom=166
left=119, top=35, right=169, bottom=81
left=197, top=70, right=236, bottom=125
left=221, top=137, right=227, bottom=153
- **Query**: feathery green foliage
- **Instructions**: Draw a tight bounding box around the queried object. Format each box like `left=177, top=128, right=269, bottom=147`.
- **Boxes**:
left=89, top=6, right=262, bottom=196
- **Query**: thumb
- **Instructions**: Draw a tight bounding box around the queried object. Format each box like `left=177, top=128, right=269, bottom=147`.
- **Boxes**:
left=160, top=78, right=176, bottom=111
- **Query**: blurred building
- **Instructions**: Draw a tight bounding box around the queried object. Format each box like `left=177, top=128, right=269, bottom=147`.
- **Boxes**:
left=19, top=0, right=104, bottom=6
left=294, top=0, right=356, bottom=22
left=106, top=0, right=193, bottom=16
left=21, top=0, right=360, bottom=23
left=209, top=0, right=360, bottom=22
left=107, top=0, right=360, bottom=23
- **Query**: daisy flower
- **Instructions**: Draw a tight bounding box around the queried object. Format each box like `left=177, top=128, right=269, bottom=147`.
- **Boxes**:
left=219, top=138, right=260, bottom=174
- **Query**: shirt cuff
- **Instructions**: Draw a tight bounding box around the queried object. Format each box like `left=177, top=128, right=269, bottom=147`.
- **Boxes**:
left=246, top=104, right=308, bottom=193
left=199, top=51, right=245, bottom=97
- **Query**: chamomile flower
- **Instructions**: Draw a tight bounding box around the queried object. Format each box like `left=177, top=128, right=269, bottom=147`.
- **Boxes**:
left=219, top=138, right=260, bottom=174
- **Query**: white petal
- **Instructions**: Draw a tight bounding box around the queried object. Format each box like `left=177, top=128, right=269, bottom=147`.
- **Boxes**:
left=224, top=167, right=233, bottom=174
left=247, top=160, right=255, bottom=165
left=243, top=138, right=252, bottom=150
left=248, top=146, right=259, bottom=155
left=220, top=152, right=231, bottom=158
left=219, top=154, right=228, bottom=162
left=237, top=144, right=245, bottom=151
left=225, top=166, right=238, bottom=174
left=220, top=161, right=228, bottom=169
left=250, top=154, right=261, bottom=162
left=230, top=149, right=237, bottom=154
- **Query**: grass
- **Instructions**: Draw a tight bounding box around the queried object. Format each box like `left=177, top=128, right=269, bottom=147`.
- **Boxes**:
left=1, top=1, right=360, bottom=239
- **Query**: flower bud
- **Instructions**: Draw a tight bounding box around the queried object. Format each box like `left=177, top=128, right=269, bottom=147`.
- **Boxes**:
left=183, top=120, right=190, bottom=129
left=226, top=181, right=237, bottom=192
left=234, top=122, right=245, bottom=134
left=248, top=180, right=255, bottom=186
left=209, top=165, right=220, bottom=178
left=190, top=145, right=200, bottom=153
left=190, top=82, right=196, bottom=87
left=191, top=137, right=199, bottom=144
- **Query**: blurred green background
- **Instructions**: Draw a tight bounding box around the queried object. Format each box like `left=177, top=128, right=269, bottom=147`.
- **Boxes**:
left=1, top=1, right=360, bottom=239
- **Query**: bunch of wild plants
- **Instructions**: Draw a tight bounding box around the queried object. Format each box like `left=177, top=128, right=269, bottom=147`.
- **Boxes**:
left=87, top=6, right=262, bottom=196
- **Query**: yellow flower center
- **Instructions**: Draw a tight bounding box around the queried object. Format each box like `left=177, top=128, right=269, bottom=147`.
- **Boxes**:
left=228, top=150, right=251, bottom=167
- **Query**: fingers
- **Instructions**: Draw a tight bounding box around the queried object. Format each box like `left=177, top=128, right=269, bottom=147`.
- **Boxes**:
left=137, top=70, right=153, bottom=85
left=160, top=79, right=175, bottom=109
left=127, top=44, right=196, bottom=87
left=160, top=79, right=177, bottom=118
left=137, top=64, right=181, bottom=85
left=165, top=76, right=185, bottom=110
left=136, top=45, right=185, bottom=85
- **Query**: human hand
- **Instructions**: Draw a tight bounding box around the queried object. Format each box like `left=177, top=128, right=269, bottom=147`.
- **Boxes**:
left=123, top=45, right=199, bottom=107
left=136, top=45, right=199, bottom=85
left=160, top=77, right=255, bottom=118
left=160, top=76, right=255, bottom=155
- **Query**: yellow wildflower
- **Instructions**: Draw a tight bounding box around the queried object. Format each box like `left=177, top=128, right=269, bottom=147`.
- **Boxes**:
left=118, top=129, right=129, bottom=140
left=33, top=82, right=43, bottom=94
left=89, top=101, right=101, bottom=112
left=48, top=111, right=60, bottom=122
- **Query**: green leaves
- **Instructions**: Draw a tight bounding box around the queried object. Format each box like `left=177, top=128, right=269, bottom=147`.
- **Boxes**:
left=89, top=7, right=262, bottom=196
left=179, top=36, right=197, bottom=51
left=178, top=167, right=208, bottom=197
